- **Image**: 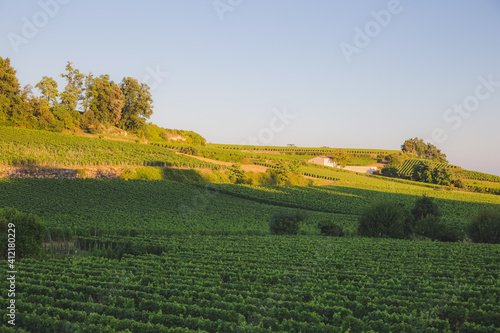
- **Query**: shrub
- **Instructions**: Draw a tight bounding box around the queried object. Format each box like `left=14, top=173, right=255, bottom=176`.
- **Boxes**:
left=269, top=212, right=305, bottom=235
left=466, top=208, right=500, bottom=244
left=411, top=195, right=441, bottom=221
left=318, top=221, right=344, bottom=237
left=358, top=201, right=407, bottom=239
left=408, top=195, right=440, bottom=233
left=0, top=207, right=46, bottom=259
left=413, top=216, right=460, bottom=242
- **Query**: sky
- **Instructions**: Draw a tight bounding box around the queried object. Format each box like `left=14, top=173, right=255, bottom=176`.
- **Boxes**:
left=1, top=0, right=499, bottom=175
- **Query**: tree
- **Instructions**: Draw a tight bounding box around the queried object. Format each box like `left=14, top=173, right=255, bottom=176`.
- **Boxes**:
left=412, top=161, right=454, bottom=186
left=119, top=77, right=153, bottom=135
left=466, top=208, right=500, bottom=244
left=358, top=201, right=407, bottom=239
left=60, top=61, right=84, bottom=111
left=87, top=74, right=124, bottom=125
left=331, top=149, right=350, bottom=168
left=81, top=72, right=94, bottom=112
left=401, top=137, right=448, bottom=163
left=35, top=76, right=58, bottom=107
left=0, top=57, right=24, bottom=123
left=22, top=84, right=55, bottom=130
left=0, top=208, right=46, bottom=259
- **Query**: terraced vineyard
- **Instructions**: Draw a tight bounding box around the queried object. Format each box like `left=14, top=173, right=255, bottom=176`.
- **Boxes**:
left=0, top=127, right=217, bottom=168
left=2, top=236, right=499, bottom=332
left=398, top=159, right=460, bottom=176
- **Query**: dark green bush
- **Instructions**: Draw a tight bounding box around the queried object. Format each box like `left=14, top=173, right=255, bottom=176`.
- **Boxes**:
left=411, top=195, right=441, bottom=221
left=269, top=212, right=304, bottom=235
left=318, top=221, right=344, bottom=236
left=358, top=201, right=407, bottom=239
left=0, top=207, right=46, bottom=259
left=408, top=195, right=441, bottom=234
left=466, top=208, right=500, bottom=244
left=413, top=216, right=460, bottom=242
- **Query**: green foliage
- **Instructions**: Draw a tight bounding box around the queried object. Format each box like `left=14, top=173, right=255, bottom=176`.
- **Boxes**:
left=119, top=77, right=153, bottom=135
left=381, top=165, right=400, bottom=177
left=413, top=216, right=461, bottom=242
left=401, top=137, right=448, bottom=163
left=411, top=195, right=441, bottom=221
left=412, top=160, right=455, bottom=186
left=35, top=76, right=59, bottom=107
left=59, top=61, right=84, bottom=112
left=358, top=201, right=407, bottom=239
left=87, top=74, right=124, bottom=125
left=0, top=207, right=46, bottom=259
left=331, top=149, right=350, bottom=167
left=269, top=212, right=304, bottom=235
left=318, top=221, right=344, bottom=236
left=466, top=208, right=500, bottom=244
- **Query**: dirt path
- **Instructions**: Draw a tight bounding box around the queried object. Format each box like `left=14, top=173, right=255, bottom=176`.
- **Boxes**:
left=175, top=152, right=268, bottom=173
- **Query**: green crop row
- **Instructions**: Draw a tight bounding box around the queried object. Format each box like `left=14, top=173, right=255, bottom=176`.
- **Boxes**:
left=3, top=235, right=499, bottom=332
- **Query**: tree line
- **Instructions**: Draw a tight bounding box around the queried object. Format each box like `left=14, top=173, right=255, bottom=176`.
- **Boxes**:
left=0, top=57, right=153, bottom=136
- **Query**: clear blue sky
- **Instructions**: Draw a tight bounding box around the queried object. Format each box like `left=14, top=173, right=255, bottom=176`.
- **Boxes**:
left=1, top=0, right=499, bottom=175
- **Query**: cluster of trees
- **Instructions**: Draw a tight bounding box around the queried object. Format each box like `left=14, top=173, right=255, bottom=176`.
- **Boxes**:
left=401, top=137, right=448, bottom=163
left=412, top=160, right=463, bottom=187
left=358, top=196, right=500, bottom=244
left=382, top=138, right=460, bottom=186
left=0, top=58, right=153, bottom=136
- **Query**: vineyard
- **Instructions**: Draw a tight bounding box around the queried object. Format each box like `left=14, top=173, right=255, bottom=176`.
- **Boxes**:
left=1, top=177, right=500, bottom=241
left=2, top=236, right=499, bottom=332
left=1, top=126, right=500, bottom=332
left=398, top=159, right=460, bottom=177
left=457, top=170, right=500, bottom=183
left=0, top=127, right=217, bottom=168
left=210, top=144, right=397, bottom=155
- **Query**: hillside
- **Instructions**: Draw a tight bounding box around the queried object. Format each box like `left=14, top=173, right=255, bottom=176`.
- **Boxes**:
left=1, top=126, right=500, bottom=332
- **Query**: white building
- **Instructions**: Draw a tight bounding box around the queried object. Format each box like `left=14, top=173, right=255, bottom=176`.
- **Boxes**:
left=308, top=156, right=338, bottom=168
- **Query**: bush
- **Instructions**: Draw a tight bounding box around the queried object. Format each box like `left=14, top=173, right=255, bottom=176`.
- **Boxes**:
left=410, top=195, right=441, bottom=221
left=0, top=207, right=46, bottom=259
left=269, top=212, right=305, bottom=235
left=318, top=221, right=344, bottom=237
left=408, top=195, right=440, bottom=234
left=358, top=201, right=407, bottom=239
left=466, top=208, right=500, bottom=244
left=413, top=216, right=460, bottom=242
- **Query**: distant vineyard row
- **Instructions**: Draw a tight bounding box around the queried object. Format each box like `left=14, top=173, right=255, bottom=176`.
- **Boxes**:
left=210, top=144, right=397, bottom=155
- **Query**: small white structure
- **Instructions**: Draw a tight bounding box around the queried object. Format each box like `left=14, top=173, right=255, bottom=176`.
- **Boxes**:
left=308, top=156, right=338, bottom=168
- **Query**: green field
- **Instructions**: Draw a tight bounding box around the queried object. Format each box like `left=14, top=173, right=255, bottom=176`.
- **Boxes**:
left=1, top=177, right=499, bottom=242
left=2, top=127, right=500, bottom=332
left=0, top=127, right=217, bottom=168
left=2, top=236, right=499, bottom=332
